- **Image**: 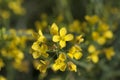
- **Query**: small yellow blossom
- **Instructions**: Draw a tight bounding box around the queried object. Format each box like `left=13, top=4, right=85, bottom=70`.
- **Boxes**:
left=52, top=53, right=67, bottom=71
left=87, top=51, right=100, bottom=63
left=75, top=35, right=84, bottom=44
left=68, top=45, right=82, bottom=60
left=88, top=45, right=96, bottom=53
left=85, top=15, right=99, bottom=24
left=104, top=47, right=115, bottom=60
left=32, top=44, right=49, bottom=59
left=37, top=60, right=49, bottom=73
left=38, top=29, right=46, bottom=42
left=96, top=36, right=106, bottom=45
left=0, top=76, right=6, bottom=80
left=67, top=61, right=77, bottom=72
left=92, top=31, right=100, bottom=41
left=50, top=23, right=58, bottom=35
left=53, top=27, right=73, bottom=48
left=103, top=30, right=113, bottom=39
left=0, top=59, right=5, bottom=70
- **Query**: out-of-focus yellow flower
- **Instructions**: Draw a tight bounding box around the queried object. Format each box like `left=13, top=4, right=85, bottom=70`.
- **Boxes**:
left=87, top=50, right=100, bottom=63
left=50, top=23, right=58, bottom=35
left=32, top=43, right=48, bottom=59
left=53, top=27, right=73, bottom=48
left=75, top=35, right=84, bottom=44
left=104, top=47, right=115, bottom=60
left=92, top=31, right=100, bottom=41
left=1, top=10, right=10, bottom=19
left=85, top=15, right=99, bottom=25
left=0, top=59, right=5, bottom=70
left=37, top=60, right=49, bottom=73
left=103, top=30, right=113, bottom=39
left=98, top=22, right=109, bottom=31
left=88, top=45, right=96, bottom=53
left=69, top=20, right=81, bottom=33
left=67, top=61, right=77, bottom=72
left=52, top=53, right=67, bottom=71
left=38, top=29, right=46, bottom=43
left=96, top=36, right=106, bottom=45
left=0, top=76, right=6, bottom=80
left=68, top=45, right=82, bottom=60
left=8, top=1, right=25, bottom=15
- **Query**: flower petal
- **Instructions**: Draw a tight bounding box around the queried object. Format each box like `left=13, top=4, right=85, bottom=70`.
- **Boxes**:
left=60, top=27, right=67, bottom=37
left=50, top=23, right=58, bottom=35
left=53, top=35, right=60, bottom=42
left=64, top=34, right=74, bottom=41
left=59, top=40, right=66, bottom=48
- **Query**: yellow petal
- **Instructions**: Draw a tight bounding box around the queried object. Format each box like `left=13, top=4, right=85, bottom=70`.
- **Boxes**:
left=59, top=40, right=66, bottom=48
left=60, top=27, right=67, bottom=37
left=64, top=34, right=74, bottom=41
left=74, top=52, right=82, bottom=60
left=88, top=45, right=96, bottom=53
left=68, top=62, right=77, bottom=72
left=60, top=62, right=66, bottom=71
left=53, top=35, right=60, bottom=42
left=67, top=53, right=74, bottom=59
left=58, top=53, right=66, bottom=61
left=92, top=55, right=99, bottom=63
left=104, top=30, right=113, bottom=39
left=50, top=23, right=58, bottom=35
left=38, top=29, right=43, bottom=36
left=32, top=52, right=41, bottom=59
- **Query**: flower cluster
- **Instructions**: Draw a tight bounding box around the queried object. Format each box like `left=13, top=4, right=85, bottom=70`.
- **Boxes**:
left=31, top=23, right=84, bottom=73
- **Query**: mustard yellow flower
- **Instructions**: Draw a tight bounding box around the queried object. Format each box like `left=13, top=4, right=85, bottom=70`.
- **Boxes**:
left=92, top=31, right=100, bottom=41
left=52, top=53, right=67, bottom=71
left=37, top=60, right=49, bottom=73
left=67, top=61, right=77, bottom=72
left=0, top=76, right=6, bottom=80
left=53, top=27, right=73, bottom=48
left=37, top=29, right=46, bottom=43
left=104, top=47, right=115, bottom=60
left=75, top=35, right=84, bottom=44
left=32, top=44, right=49, bottom=59
left=87, top=50, right=100, bottom=63
left=50, top=23, right=58, bottom=35
left=88, top=45, right=96, bottom=53
left=67, top=45, right=82, bottom=60
left=96, top=36, right=106, bottom=45
left=0, top=59, right=5, bottom=70
left=103, top=30, right=113, bottom=39
left=85, top=15, right=99, bottom=24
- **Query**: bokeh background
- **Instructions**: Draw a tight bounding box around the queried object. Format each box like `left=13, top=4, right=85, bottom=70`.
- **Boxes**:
left=0, top=0, right=120, bottom=80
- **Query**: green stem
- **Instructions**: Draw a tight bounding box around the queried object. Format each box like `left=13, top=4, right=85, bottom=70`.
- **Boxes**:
left=6, top=61, right=15, bottom=80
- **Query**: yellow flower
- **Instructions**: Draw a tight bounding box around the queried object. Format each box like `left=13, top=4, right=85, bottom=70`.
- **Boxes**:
left=96, top=36, right=106, bottom=45
left=53, top=27, right=74, bottom=48
left=50, top=23, right=58, bottom=35
left=52, top=53, right=67, bottom=71
left=0, top=59, right=5, bottom=70
left=103, top=30, right=113, bottom=39
left=31, top=41, right=40, bottom=51
left=85, top=15, right=99, bottom=24
left=87, top=50, right=100, bottom=63
left=37, top=29, right=46, bottom=43
left=32, top=44, right=49, bottom=59
left=37, top=60, right=49, bottom=73
left=1, top=10, right=10, bottom=19
left=68, top=45, right=82, bottom=60
left=0, top=76, right=6, bottom=80
left=88, top=45, right=96, bottom=53
left=75, top=35, right=84, bottom=44
left=92, top=31, right=100, bottom=41
left=67, top=61, right=77, bottom=72
left=104, top=47, right=115, bottom=60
